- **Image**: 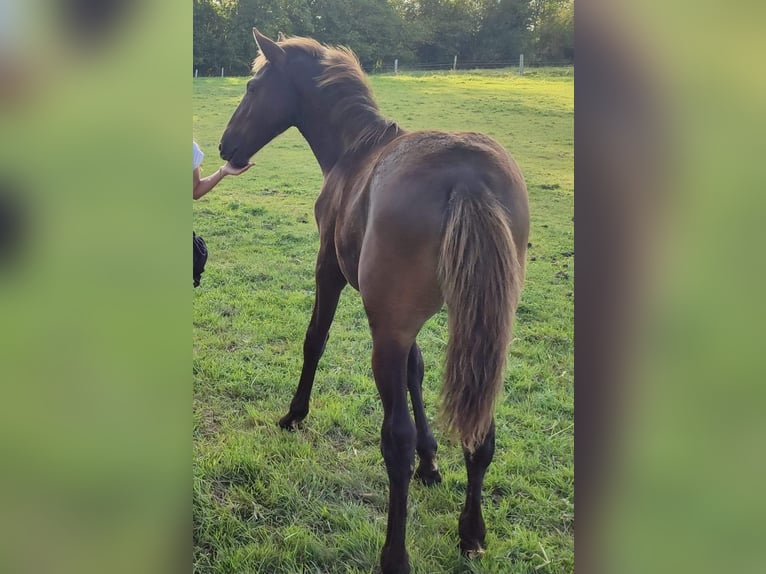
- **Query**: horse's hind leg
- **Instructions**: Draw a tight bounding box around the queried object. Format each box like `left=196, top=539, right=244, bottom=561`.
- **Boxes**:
left=459, top=419, right=496, bottom=556
left=372, top=335, right=416, bottom=574
left=407, top=343, right=442, bottom=485
left=278, top=254, right=346, bottom=430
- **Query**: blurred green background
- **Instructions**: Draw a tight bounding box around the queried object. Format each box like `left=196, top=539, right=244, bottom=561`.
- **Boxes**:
left=0, top=2, right=189, bottom=574
left=579, top=1, right=766, bottom=574
left=1, top=0, right=764, bottom=573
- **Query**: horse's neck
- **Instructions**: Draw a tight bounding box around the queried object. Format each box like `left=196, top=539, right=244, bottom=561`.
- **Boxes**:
left=299, top=104, right=396, bottom=176
left=298, top=123, right=342, bottom=175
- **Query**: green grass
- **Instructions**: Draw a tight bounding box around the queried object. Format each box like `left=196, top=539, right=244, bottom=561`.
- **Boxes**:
left=193, top=68, right=573, bottom=574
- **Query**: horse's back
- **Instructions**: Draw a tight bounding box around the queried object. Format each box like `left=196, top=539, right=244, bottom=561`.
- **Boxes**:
left=368, top=131, right=527, bottom=235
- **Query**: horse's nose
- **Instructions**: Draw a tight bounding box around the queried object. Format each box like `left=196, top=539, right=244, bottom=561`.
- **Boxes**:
left=219, top=141, right=232, bottom=160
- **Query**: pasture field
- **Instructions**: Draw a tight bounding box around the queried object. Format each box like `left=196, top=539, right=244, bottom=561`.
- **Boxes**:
left=193, top=68, right=573, bottom=574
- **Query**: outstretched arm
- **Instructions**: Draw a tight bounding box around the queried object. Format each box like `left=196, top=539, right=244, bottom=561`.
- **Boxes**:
left=193, top=161, right=253, bottom=200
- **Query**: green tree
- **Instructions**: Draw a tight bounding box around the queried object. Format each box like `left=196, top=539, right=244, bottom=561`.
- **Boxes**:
left=475, top=0, right=533, bottom=62
left=224, top=0, right=289, bottom=75
left=303, top=0, right=407, bottom=68
left=193, top=0, right=232, bottom=75
left=192, top=0, right=573, bottom=75
left=389, top=0, right=483, bottom=64
left=529, top=0, right=573, bottom=61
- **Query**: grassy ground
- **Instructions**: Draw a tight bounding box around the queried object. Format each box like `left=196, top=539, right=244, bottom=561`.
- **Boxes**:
left=193, top=68, right=573, bottom=574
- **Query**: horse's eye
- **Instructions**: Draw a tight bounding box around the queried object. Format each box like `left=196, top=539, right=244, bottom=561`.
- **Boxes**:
left=246, top=82, right=256, bottom=94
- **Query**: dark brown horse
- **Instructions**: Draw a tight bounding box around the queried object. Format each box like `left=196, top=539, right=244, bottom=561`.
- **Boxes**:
left=220, top=29, right=529, bottom=574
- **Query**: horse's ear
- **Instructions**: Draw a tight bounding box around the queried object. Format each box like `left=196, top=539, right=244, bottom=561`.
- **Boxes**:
left=253, top=28, right=286, bottom=66
left=277, top=31, right=286, bottom=42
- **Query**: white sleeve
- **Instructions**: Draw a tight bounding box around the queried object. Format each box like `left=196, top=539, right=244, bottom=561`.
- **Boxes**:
left=193, top=141, right=204, bottom=170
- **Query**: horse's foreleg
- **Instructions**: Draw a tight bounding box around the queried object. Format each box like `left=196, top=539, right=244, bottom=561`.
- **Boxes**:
left=406, top=343, right=441, bottom=485
left=374, top=337, right=416, bottom=574
left=278, top=256, right=346, bottom=430
left=459, top=418, right=496, bottom=556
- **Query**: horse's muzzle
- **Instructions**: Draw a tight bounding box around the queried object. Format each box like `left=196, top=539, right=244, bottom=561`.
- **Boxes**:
left=219, top=144, right=249, bottom=168
left=218, top=141, right=232, bottom=161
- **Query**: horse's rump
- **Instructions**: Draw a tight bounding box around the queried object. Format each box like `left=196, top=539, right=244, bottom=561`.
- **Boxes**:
left=356, top=130, right=529, bottom=450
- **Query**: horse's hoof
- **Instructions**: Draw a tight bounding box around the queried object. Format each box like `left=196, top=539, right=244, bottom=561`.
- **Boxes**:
left=414, top=464, right=442, bottom=486
left=465, top=547, right=486, bottom=559
left=460, top=541, right=487, bottom=559
left=277, top=413, right=304, bottom=431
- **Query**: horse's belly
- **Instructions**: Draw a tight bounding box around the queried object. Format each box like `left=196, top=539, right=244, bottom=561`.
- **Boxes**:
left=336, top=225, right=363, bottom=290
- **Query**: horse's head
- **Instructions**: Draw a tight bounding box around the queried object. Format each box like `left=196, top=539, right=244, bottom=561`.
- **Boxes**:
left=219, top=29, right=299, bottom=168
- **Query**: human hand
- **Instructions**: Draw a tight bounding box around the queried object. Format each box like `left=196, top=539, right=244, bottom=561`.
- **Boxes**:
left=221, top=161, right=254, bottom=176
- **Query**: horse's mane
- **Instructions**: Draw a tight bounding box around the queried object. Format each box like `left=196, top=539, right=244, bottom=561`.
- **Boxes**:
left=253, top=36, right=399, bottom=151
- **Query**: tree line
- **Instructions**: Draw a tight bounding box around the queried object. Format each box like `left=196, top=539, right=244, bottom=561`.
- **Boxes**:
left=193, top=0, right=573, bottom=76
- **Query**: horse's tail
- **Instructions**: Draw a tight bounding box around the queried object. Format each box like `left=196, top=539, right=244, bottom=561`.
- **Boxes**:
left=438, top=183, right=524, bottom=452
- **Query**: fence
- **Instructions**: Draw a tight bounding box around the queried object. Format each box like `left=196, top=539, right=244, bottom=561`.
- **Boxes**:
left=367, top=58, right=572, bottom=74
left=194, top=56, right=573, bottom=78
